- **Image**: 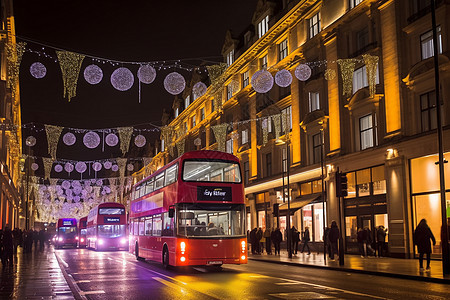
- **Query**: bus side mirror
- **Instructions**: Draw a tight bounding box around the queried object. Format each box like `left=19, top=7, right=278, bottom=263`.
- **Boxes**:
left=169, top=206, right=175, bottom=218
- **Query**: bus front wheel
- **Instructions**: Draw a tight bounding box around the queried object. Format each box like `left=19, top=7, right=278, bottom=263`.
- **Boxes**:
left=162, top=247, right=169, bottom=269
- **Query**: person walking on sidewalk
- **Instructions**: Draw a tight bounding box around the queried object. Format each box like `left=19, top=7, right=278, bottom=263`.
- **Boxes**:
left=250, top=228, right=257, bottom=254
left=271, top=227, right=282, bottom=255
left=2, top=226, right=14, bottom=268
left=329, top=221, right=340, bottom=260
left=264, top=227, right=272, bottom=254
left=256, top=227, right=263, bottom=254
left=376, top=225, right=387, bottom=257
left=414, top=219, right=436, bottom=272
left=291, top=226, right=299, bottom=254
left=357, top=228, right=366, bottom=257
left=300, top=226, right=311, bottom=255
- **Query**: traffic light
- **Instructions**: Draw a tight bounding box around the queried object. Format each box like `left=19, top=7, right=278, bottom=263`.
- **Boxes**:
left=336, top=172, right=348, bottom=197
left=273, top=203, right=279, bottom=217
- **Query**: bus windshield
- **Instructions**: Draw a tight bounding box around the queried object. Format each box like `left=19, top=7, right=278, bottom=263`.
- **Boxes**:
left=58, top=226, right=77, bottom=238
left=177, top=203, right=245, bottom=237
left=182, top=160, right=241, bottom=183
left=98, top=225, right=126, bottom=238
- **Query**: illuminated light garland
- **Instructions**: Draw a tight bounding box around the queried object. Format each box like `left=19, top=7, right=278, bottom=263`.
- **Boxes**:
left=212, top=123, right=228, bottom=152
left=251, top=69, right=274, bottom=93
left=194, top=137, right=202, bottom=147
left=54, top=164, right=63, bottom=173
left=117, top=158, right=127, bottom=177
left=282, top=112, right=289, bottom=136
left=134, top=134, right=146, bottom=148
left=31, top=162, right=39, bottom=171
left=363, top=54, right=379, bottom=98
left=111, top=67, right=134, bottom=91
left=294, top=64, right=311, bottom=81
left=206, top=63, right=227, bottom=88
left=230, top=77, right=240, bottom=94
left=105, top=133, right=119, bottom=147
left=275, top=69, right=292, bottom=87
left=45, top=125, right=63, bottom=159
left=42, top=157, right=53, bottom=180
left=262, top=118, right=269, bottom=146
left=273, top=114, right=281, bottom=141
left=230, top=131, right=239, bottom=140
left=56, top=51, right=85, bottom=101
left=103, top=161, right=112, bottom=169
left=63, top=132, right=76, bottom=146
left=138, top=65, right=156, bottom=84
left=26, top=136, right=36, bottom=147
left=337, top=59, right=356, bottom=98
left=176, top=139, right=185, bottom=156
left=83, top=131, right=101, bottom=149
left=84, top=64, right=103, bottom=85
left=93, top=162, right=102, bottom=172
left=111, top=165, right=119, bottom=172
left=6, top=42, right=26, bottom=99
left=75, top=161, right=87, bottom=174
left=192, top=81, right=207, bottom=99
left=30, top=62, right=47, bottom=79
left=64, top=163, right=74, bottom=174
left=160, top=126, right=174, bottom=156
left=163, top=72, right=186, bottom=95
left=324, top=69, right=336, bottom=81
left=127, top=164, right=134, bottom=172
left=117, top=127, right=133, bottom=155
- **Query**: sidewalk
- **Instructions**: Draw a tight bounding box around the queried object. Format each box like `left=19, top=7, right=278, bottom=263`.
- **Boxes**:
left=248, top=249, right=450, bottom=284
left=0, top=245, right=74, bottom=299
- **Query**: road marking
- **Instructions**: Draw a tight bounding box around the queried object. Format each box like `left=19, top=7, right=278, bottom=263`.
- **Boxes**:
left=75, top=280, right=91, bottom=283
left=80, top=290, right=106, bottom=295
left=59, top=257, right=69, bottom=268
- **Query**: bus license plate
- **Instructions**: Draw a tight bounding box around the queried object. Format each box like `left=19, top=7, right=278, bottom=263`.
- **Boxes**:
left=207, top=261, right=222, bottom=265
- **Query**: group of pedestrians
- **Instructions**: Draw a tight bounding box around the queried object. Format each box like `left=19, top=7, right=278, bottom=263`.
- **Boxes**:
left=356, top=225, right=387, bottom=258
left=248, top=227, right=282, bottom=255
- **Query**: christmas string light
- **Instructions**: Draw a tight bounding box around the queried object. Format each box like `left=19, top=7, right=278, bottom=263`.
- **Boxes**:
left=45, top=125, right=63, bottom=159
left=176, top=138, right=185, bottom=156
left=56, top=51, right=85, bottom=101
left=117, top=127, right=133, bottom=155
left=273, top=114, right=281, bottom=141
left=42, top=157, right=53, bottom=180
left=337, top=59, right=356, bottom=98
left=363, top=54, right=379, bottom=98
left=324, top=68, right=336, bottom=81
left=6, top=42, right=26, bottom=99
left=212, top=123, right=228, bottom=152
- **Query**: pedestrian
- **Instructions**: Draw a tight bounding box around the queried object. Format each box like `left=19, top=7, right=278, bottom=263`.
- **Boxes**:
left=271, top=227, right=282, bottom=255
left=256, top=227, right=263, bottom=254
left=414, top=219, right=436, bottom=272
left=329, top=221, right=340, bottom=260
left=250, top=228, right=257, bottom=254
left=376, top=225, right=387, bottom=257
left=291, top=226, right=299, bottom=254
left=300, top=226, right=311, bottom=255
left=0, top=229, right=5, bottom=267
left=365, top=227, right=375, bottom=256
left=2, top=226, right=14, bottom=267
left=357, top=228, right=366, bottom=257
left=264, top=227, right=272, bottom=254
left=39, top=229, right=46, bottom=251
left=324, top=226, right=331, bottom=258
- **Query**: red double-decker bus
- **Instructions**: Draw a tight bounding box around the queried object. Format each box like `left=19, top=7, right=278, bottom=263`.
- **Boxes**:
left=86, top=202, right=128, bottom=250
left=55, top=218, right=78, bottom=249
left=78, top=216, right=87, bottom=248
left=129, top=150, right=247, bottom=268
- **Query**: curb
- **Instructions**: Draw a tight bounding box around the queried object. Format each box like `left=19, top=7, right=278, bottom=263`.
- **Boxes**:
left=248, top=257, right=450, bottom=284
left=54, top=251, right=87, bottom=300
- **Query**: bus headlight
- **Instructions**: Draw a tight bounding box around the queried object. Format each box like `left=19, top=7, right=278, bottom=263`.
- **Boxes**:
left=80, top=238, right=84, bottom=243
left=58, top=237, right=63, bottom=242
left=76, top=236, right=79, bottom=240
left=120, top=238, right=127, bottom=244
left=180, top=256, right=186, bottom=262
left=241, top=255, right=246, bottom=260
left=98, top=239, right=104, bottom=245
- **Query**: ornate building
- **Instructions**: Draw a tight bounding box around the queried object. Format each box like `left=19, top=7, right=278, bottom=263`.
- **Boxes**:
left=151, top=0, right=449, bottom=259
left=0, top=0, right=25, bottom=230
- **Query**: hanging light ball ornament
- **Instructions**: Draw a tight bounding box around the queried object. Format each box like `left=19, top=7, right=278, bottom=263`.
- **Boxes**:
left=163, top=72, right=185, bottom=95
left=63, top=132, right=76, bottom=146
left=137, top=65, right=156, bottom=84
left=83, top=131, right=101, bottom=149
left=84, top=64, right=103, bottom=85
left=111, top=67, right=134, bottom=91
left=134, top=135, right=146, bottom=148
left=54, top=164, right=63, bottom=173
left=71, top=180, right=81, bottom=188
left=30, top=62, right=47, bottom=79
left=111, top=165, right=119, bottom=172
left=96, top=179, right=103, bottom=186
left=62, top=181, right=71, bottom=190
left=65, top=163, right=74, bottom=173
left=275, top=69, right=293, bottom=87
left=31, top=163, right=39, bottom=171
left=127, top=164, right=134, bottom=172
left=93, top=162, right=102, bottom=172
left=194, top=137, right=202, bottom=147
left=295, top=64, right=312, bottom=81
left=25, top=136, right=37, bottom=147
left=251, top=70, right=274, bottom=93
left=192, top=81, right=207, bottom=98
left=75, top=162, right=87, bottom=174
left=103, top=161, right=112, bottom=169
left=105, top=133, right=119, bottom=147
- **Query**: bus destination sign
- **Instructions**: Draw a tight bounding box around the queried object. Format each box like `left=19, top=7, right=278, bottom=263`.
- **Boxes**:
left=63, top=220, right=74, bottom=226
left=197, top=186, right=232, bottom=201
left=104, top=217, right=120, bottom=223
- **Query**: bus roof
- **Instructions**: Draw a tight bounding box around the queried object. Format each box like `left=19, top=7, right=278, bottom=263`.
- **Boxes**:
left=97, top=202, right=126, bottom=208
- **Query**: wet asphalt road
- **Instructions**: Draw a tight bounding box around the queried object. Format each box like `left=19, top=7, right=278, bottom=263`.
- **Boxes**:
left=55, top=248, right=450, bottom=300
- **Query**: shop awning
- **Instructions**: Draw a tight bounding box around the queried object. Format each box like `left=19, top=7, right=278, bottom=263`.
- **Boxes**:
left=278, top=194, right=321, bottom=212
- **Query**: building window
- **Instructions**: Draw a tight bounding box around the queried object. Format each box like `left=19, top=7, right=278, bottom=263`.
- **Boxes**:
left=185, top=96, right=190, bottom=109
left=268, top=117, right=273, bottom=133
left=174, top=107, right=179, bottom=118
left=266, top=153, right=272, bottom=177
left=191, top=115, right=196, bottom=128
left=349, top=0, right=363, bottom=9
left=226, top=139, right=233, bottom=154
left=244, top=161, right=249, bottom=185
left=226, top=49, right=234, bottom=66
left=308, top=92, right=320, bottom=112
left=242, top=71, right=249, bottom=87
left=420, top=90, right=437, bottom=132
left=200, top=107, right=205, bottom=121
left=227, top=85, right=233, bottom=100
left=211, top=99, right=215, bottom=113
left=161, top=139, right=165, bottom=152
left=281, top=106, right=292, bottom=133
left=356, top=27, right=369, bottom=52
left=279, top=38, right=288, bottom=61
left=261, top=55, right=268, bottom=69
left=421, top=26, right=442, bottom=60
left=308, top=12, right=321, bottom=38
left=312, top=133, right=322, bottom=164
left=258, top=15, right=269, bottom=38
left=241, top=129, right=249, bottom=145
left=353, top=65, right=380, bottom=94
left=359, top=114, right=377, bottom=150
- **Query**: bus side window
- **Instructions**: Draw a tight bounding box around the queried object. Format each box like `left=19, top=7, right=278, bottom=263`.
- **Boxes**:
left=130, top=220, right=134, bottom=235
left=145, top=217, right=153, bottom=236
left=153, top=214, right=162, bottom=236
left=162, top=213, right=174, bottom=236
left=133, top=219, right=139, bottom=236
left=139, top=218, right=145, bottom=236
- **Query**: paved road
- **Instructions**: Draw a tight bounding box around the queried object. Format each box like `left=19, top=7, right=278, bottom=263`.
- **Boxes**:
left=56, top=248, right=450, bottom=299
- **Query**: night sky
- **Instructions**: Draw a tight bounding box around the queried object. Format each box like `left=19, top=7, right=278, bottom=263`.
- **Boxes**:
left=14, top=0, right=258, bottom=129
